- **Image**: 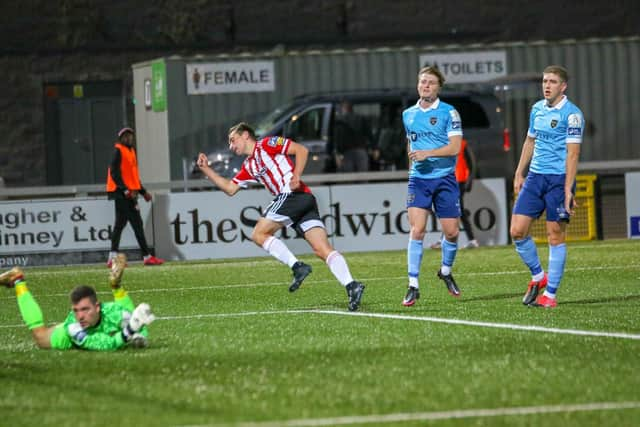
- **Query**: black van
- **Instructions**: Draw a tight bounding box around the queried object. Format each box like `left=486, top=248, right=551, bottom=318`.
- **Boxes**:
left=196, top=88, right=511, bottom=179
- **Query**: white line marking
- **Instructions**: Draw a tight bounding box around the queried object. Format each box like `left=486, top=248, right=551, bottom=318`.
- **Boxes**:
left=4, top=262, right=639, bottom=302
left=2, top=308, right=640, bottom=340
left=178, top=401, right=640, bottom=427
left=309, top=310, right=640, bottom=340
left=157, top=309, right=640, bottom=340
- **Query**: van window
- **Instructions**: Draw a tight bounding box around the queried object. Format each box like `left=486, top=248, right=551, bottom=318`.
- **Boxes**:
left=254, top=101, right=297, bottom=136
left=284, top=107, right=326, bottom=141
left=442, top=96, right=490, bottom=128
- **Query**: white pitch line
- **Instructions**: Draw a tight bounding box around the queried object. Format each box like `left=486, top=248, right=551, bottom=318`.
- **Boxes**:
left=2, top=308, right=640, bottom=340
left=309, top=310, right=640, bottom=340
left=179, top=401, right=640, bottom=427
left=155, top=309, right=640, bottom=341
left=157, top=309, right=640, bottom=341
left=3, top=262, right=639, bottom=302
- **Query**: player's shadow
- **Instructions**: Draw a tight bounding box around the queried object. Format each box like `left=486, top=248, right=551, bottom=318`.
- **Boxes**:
left=461, top=292, right=522, bottom=302
left=560, top=294, right=640, bottom=305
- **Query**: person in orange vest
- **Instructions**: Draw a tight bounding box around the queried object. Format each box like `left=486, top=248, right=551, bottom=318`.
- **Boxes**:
left=431, top=138, right=479, bottom=249
left=106, top=127, right=164, bottom=266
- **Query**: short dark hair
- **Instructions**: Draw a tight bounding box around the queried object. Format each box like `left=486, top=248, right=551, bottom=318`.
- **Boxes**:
left=70, top=285, right=98, bottom=305
left=418, top=66, right=446, bottom=87
left=229, top=122, right=257, bottom=140
left=543, top=65, right=569, bottom=83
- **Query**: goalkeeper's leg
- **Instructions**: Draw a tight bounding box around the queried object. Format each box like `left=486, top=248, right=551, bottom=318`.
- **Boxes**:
left=1, top=267, right=54, bottom=348
left=109, top=253, right=135, bottom=311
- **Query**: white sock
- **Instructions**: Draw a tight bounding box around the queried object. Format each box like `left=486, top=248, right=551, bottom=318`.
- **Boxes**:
left=440, top=265, right=452, bottom=276
left=262, top=236, right=298, bottom=268
left=108, top=251, right=117, bottom=260
left=532, top=271, right=545, bottom=282
left=326, top=251, right=354, bottom=286
left=409, top=277, right=419, bottom=289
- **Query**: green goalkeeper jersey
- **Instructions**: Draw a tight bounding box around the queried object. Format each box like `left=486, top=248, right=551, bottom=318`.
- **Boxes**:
left=50, top=301, right=147, bottom=351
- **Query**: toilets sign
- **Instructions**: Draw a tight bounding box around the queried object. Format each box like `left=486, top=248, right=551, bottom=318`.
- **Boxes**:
left=419, top=50, right=507, bottom=83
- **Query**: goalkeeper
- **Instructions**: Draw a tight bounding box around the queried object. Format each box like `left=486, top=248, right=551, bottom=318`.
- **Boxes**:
left=0, top=254, right=155, bottom=350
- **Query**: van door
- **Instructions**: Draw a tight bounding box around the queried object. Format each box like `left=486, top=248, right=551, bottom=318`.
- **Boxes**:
left=282, top=103, right=332, bottom=174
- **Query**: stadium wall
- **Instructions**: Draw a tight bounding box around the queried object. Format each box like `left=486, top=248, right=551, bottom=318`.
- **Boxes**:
left=131, top=37, right=640, bottom=183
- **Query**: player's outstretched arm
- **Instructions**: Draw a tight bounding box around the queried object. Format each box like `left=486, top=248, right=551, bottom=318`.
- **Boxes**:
left=67, top=322, right=127, bottom=351
left=196, top=153, right=241, bottom=196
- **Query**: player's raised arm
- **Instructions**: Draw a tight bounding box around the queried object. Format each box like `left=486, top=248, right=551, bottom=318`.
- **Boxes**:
left=197, top=153, right=241, bottom=196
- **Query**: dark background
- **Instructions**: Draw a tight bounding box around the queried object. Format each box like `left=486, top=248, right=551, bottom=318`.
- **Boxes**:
left=0, top=0, right=637, bottom=186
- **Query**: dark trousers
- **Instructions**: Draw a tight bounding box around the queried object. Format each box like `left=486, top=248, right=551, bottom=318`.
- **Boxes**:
left=111, top=198, right=151, bottom=256
left=459, top=182, right=476, bottom=241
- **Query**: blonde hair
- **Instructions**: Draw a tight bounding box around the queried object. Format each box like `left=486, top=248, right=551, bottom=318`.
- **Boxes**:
left=543, top=65, right=569, bottom=82
left=418, top=66, right=445, bottom=87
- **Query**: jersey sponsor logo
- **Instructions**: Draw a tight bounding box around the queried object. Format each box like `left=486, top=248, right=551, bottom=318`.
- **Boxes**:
left=535, top=130, right=553, bottom=142
left=409, top=130, right=436, bottom=141
left=267, top=136, right=285, bottom=147
left=451, top=120, right=461, bottom=130
left=550, top=119, right=558, bottom=128
left=430, top=117, right=438, bottom=125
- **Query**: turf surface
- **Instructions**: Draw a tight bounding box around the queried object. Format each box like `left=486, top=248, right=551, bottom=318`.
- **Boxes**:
left=1, top=240, right=639, bottom=426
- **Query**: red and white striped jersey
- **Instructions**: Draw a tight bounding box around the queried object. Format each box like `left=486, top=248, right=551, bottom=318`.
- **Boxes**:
left=231, top=136, right=311, bottom=196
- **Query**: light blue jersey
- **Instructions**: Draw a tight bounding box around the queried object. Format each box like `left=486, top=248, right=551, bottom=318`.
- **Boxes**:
left=403, top=99, right=463, bottom=179
left=528, top=96, right=584, bottom=174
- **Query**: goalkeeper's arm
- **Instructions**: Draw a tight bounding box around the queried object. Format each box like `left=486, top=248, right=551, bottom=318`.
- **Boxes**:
left=67, top=323, right=128, bottom=351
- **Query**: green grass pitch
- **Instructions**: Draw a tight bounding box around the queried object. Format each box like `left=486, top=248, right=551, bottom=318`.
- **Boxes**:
left=1, top=240, right=639, bottom=427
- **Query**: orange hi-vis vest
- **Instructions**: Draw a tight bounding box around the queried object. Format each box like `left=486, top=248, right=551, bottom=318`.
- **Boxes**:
left=455, top=139, right=470, bottom=184
left=106, top=143, right=142, bottom=192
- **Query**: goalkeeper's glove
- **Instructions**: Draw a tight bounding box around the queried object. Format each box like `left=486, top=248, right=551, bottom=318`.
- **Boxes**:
left=127, top=332, right=148, bottom=348
left=121, top=303, right=155, bottom=342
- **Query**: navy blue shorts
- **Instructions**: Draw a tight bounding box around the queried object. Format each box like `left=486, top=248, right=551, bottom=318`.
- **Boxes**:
left=406, top=174, right=461, bottom=218
left=513, top=172, right=575, bottom=222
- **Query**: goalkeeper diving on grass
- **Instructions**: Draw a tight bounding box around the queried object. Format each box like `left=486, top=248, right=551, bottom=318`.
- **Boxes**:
left=0, top=254, right=155, bottom=350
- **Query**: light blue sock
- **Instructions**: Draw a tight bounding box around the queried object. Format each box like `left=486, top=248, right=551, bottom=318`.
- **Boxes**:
left=441, top=238, right=457, bottom=268
left=408, top=239, right=424, bottom=279
left=546, top=243, right=567, bottom=296
left=514, top=237, right=543, bottom=276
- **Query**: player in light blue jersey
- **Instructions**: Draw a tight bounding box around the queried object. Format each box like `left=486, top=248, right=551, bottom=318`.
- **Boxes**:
left=511, top=65, right=584, bottom=308
left=401, top=66, right=463, bottom=307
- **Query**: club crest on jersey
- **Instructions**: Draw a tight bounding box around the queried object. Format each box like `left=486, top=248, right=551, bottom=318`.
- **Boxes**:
left=430, top=117, right=437, bottom=125
left=550, top=119, right=558, bottom=128
left=267, top=136, right=286, bottom=147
